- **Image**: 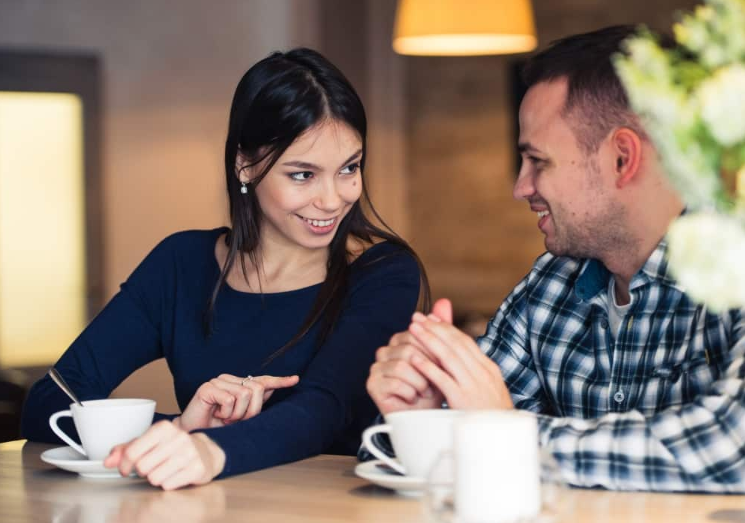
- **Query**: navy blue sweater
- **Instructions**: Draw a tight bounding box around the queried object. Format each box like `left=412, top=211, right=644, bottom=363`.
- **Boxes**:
left=21, top=228, right=420, bottom=477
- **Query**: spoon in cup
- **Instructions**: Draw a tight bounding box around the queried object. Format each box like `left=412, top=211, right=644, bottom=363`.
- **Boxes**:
left=47, top=368, right=84, bottom=407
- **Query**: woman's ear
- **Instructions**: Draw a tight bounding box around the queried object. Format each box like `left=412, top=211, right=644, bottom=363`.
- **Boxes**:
left=235, top=151, right=251, bottom=184
left=611, top=128, right=643, bottom=189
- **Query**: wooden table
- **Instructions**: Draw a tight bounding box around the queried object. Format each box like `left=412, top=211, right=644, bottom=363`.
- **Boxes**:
left=2, top=440, right=744, bottom=522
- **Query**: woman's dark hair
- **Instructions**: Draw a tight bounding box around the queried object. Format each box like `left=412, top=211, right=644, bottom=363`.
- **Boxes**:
left=206, top=47, right=430, bottom=365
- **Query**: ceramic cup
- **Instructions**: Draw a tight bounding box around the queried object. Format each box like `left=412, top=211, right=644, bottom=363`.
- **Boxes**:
left=49, top=398, right=156, bottom=460
left=361, top=409, right=463, bottom=478
left=426, top=411, right=556, bottom=523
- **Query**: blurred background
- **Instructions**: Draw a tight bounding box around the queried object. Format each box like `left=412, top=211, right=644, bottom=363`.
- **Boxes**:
left=0, top=0, right=697, bottom=439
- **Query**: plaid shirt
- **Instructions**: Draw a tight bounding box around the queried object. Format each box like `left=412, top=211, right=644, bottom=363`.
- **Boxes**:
left=482, top=239, right=745, bottom=492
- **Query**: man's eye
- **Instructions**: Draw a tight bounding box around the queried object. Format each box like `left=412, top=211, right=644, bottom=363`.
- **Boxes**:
left=289, top=171, right=313, bottom=181
left=340, top=162, right=360, bottom=175
left=528, top=157, right=546, bottom=170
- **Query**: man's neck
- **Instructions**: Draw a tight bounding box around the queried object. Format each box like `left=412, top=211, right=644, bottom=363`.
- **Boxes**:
left=602, top=203, right=683, bottom=305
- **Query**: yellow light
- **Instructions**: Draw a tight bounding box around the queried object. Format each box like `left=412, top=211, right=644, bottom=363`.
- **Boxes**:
left=393, top=0, right=537, bottom=56
left=0, top=92, right=86, bottom=368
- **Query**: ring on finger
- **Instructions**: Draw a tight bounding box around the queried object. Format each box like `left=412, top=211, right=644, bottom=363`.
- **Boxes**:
left=241, top=375, right=254, bottom=387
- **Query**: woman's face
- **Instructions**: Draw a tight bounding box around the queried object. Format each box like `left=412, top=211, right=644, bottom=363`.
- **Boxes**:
left=241, top=119, right=363, bottom=253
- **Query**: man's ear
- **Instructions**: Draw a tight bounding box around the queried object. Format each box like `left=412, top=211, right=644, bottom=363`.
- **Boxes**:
left=611, top=128, right=643, bottom=189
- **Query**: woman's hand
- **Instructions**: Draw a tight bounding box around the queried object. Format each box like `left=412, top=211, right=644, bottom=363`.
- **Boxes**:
left=175, top=374, right=299, bottom=432
left=104, top=421, right=226, bottom=490
left=367, top=299, right=453, bottom=414
left=367, top=331, right=445, bottom=414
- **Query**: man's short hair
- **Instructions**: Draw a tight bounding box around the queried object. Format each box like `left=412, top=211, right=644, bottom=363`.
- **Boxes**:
left=521, top=25, right=649, bottom=154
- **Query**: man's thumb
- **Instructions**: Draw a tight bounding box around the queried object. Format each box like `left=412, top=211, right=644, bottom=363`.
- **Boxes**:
left=432, top=298, right=453, bottom=324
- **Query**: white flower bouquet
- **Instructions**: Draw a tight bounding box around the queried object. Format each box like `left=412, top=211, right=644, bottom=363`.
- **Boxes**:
left=614, top=0, right=745, bottom=311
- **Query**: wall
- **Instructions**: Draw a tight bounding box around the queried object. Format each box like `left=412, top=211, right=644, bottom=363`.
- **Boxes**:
left=0, top=0, right=322, bottom=411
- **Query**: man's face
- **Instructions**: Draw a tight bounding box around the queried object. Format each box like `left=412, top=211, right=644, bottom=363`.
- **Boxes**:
left=513, top=78, right=626, bottom=259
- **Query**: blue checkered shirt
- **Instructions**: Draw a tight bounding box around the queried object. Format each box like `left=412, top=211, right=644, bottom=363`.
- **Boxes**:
left=482, top=239, right=745, bottom=492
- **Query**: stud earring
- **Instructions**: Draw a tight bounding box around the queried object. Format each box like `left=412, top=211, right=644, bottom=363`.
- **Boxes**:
left=240, top=182, right=248, bottom=194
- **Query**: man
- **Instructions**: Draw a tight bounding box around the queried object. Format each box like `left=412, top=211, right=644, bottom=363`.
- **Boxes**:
left=366, top=25, right=745, bottom=492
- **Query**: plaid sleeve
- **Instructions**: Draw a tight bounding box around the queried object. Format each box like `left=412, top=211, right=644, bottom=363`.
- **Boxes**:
left=537, top=310, right=745, bottom=493
left=479, top=277, right=551, bottom=414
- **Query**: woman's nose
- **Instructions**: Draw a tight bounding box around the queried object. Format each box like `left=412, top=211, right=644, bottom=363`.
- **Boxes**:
left=314, top=178, right=343, bottom=212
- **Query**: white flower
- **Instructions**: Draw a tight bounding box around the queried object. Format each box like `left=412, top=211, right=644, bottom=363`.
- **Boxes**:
left=623, top=38, right=672, bottom=82
left=616, top=0, right=745, bottom=313
left=674, top=20, right=708, bottom=52
left=646, top=123, right=721, bottom=209
left=667, top=213, right=745, bottom=311
left=697, top=64, right=745, bottom=146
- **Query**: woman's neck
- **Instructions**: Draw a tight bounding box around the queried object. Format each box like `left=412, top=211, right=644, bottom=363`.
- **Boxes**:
left=216, top=233, right=329, bottom=293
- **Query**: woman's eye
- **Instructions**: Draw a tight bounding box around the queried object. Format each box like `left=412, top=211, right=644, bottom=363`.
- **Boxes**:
left=289, top=171, right=313, bottom=181
left=340, top=162, right=360, bottom=175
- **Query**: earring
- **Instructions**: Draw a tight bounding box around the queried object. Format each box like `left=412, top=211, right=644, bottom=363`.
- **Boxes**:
left=240, top=182, right=248, bottom=194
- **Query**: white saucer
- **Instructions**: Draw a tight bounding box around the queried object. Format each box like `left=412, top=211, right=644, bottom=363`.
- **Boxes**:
left=40, top=446, right=128, bottom=479
left=354, top=460, right=425, bottom=496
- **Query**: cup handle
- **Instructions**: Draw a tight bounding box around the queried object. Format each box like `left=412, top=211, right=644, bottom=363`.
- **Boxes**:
left=361, top=423, right=406, bottom=475
left=49, top=410, right=86, bottom=457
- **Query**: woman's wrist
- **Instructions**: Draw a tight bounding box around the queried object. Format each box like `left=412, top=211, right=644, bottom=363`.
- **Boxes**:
left=193, top=433, right=227, bottom=479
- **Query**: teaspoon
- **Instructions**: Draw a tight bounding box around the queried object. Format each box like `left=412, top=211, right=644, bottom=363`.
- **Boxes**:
left=47, top=368, right=84, bottom=407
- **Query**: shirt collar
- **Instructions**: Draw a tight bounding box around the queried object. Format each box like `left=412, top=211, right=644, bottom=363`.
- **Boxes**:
left=574, top=237, right=683, bottom=301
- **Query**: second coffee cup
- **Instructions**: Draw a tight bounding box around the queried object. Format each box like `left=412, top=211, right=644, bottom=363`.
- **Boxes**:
left=361, top=409, right=463, bottom=478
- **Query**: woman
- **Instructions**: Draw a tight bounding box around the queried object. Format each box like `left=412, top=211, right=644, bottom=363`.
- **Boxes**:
left=21, top=48, right=429, bottom=490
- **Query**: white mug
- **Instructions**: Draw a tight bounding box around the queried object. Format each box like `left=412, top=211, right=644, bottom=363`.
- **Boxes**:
left=49, top=398, right=156, bottom=460
left=427, top=411, right=558, bottom=523
left=361, top=409, right=463, bottom=478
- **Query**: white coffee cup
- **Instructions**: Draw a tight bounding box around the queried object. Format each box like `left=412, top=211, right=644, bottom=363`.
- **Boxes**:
left=49, top=398, right=156, bottom=460
left=361, top=409, right=463, bottom=478
left=427, top=411, right=543, bottom=523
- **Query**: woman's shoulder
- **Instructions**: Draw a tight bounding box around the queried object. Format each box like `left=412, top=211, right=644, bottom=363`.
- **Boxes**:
left=157, top=227, right=228, bottom=251
left=353, top=239, right=410, bottom=260
left=143, top=227, right=226, bottom=262
left=349, top=239, right=420, bottom=281
left=132, top=227, right=227, bottom=276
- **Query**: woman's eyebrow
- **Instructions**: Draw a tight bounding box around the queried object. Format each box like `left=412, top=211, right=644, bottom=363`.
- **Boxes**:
left=282, top=160, right=320, bottom=170
left=281, top=149, right=363, bottom=170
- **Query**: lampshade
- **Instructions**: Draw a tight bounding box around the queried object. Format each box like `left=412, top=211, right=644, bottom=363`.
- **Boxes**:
left=393, top=0, right=537, bottom=56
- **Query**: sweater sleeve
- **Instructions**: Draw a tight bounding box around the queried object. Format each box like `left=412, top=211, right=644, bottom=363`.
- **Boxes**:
left=20, top=235, right=179, bottom=443
left=196, top=247, right=421, bottom=477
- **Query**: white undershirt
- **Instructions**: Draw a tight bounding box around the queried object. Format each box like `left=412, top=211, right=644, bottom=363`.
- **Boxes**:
left=607, top=276, right=632, bottom=339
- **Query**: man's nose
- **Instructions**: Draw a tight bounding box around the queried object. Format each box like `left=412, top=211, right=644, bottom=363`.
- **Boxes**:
left=513, top=168, right=536, bottom=201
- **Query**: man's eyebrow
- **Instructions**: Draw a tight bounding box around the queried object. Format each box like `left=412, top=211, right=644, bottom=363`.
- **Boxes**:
left=517, top=142, right=542, bottom=155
